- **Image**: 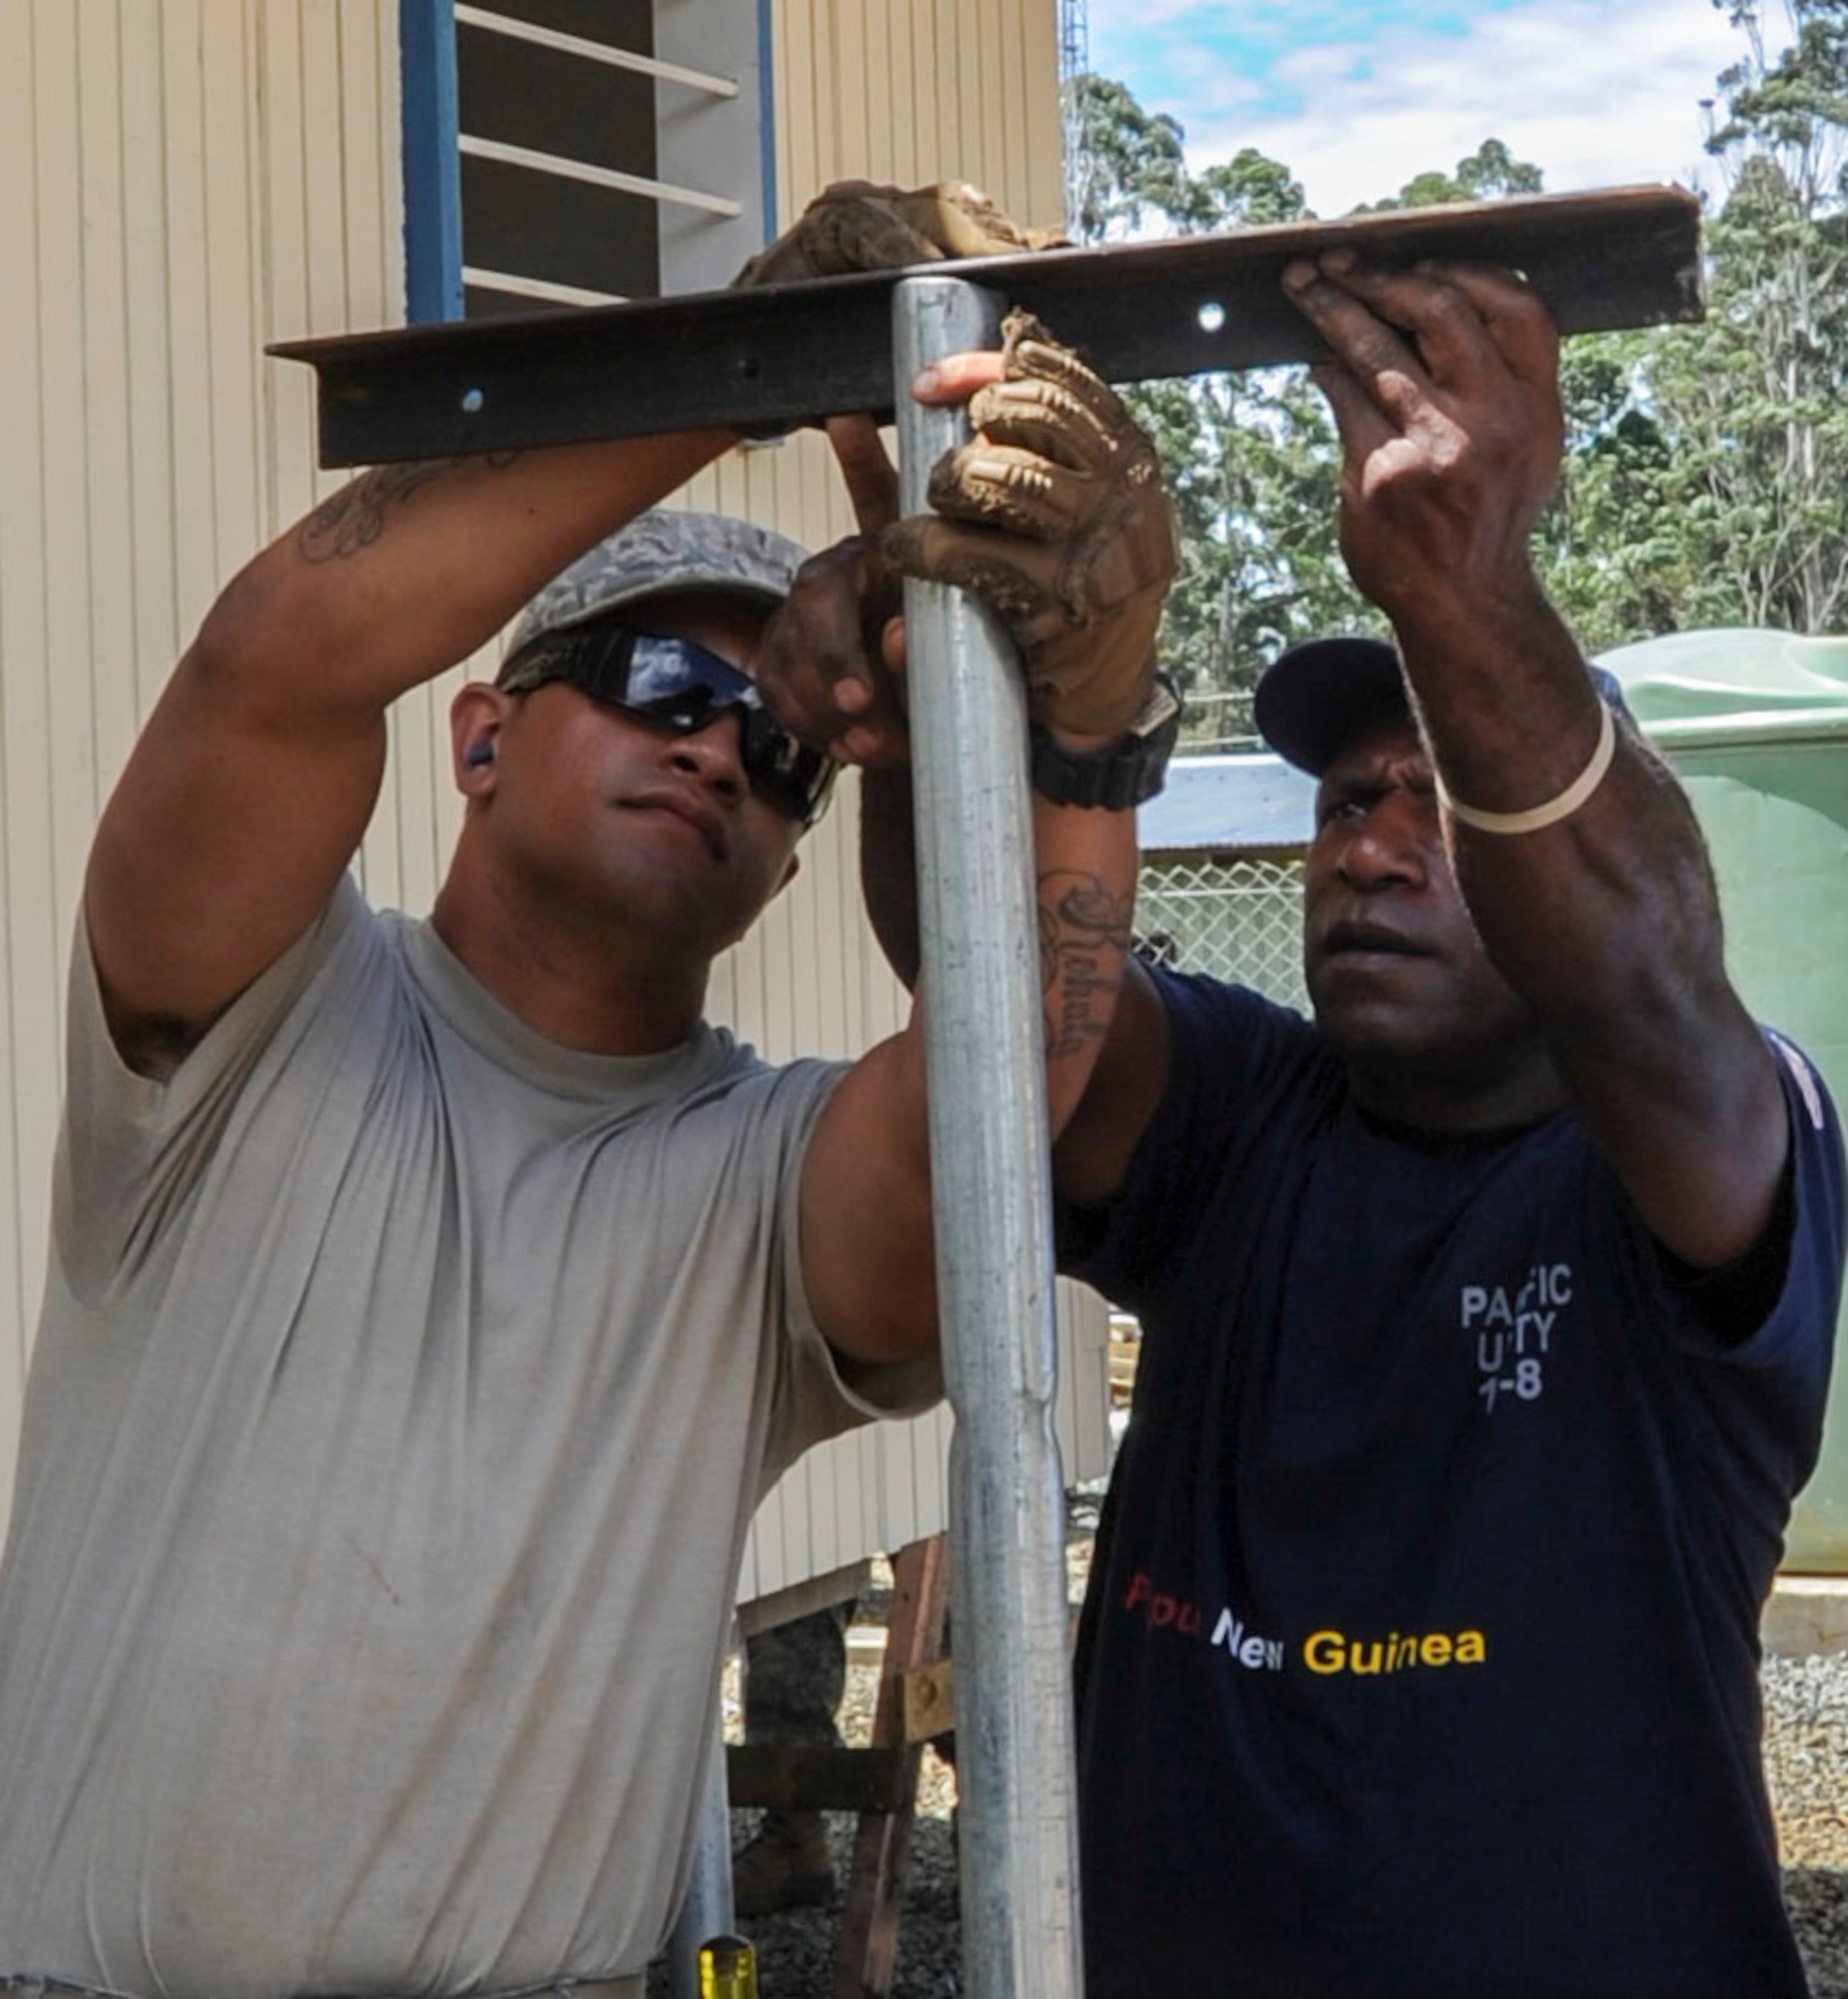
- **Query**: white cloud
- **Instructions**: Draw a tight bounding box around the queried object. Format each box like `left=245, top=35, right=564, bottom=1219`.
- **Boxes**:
left=1095, top=0, right=1783, bottom=217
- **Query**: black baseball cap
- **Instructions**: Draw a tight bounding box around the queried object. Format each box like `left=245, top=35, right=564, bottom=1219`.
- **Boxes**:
left=1253, top=636, right=1410, bottom=777
left=1254, top=635, right=1632, bottom=777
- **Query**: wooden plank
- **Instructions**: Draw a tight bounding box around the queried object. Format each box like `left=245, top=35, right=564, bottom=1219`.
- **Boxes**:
left=1107, top=1331, right=1138, bottom=1397
left=275, top=187, right=1705, bottom=466
left=900, top=1658, right=954, bottom=1744
left=726, top=1741, right=910, bottom=1814
left=834, top=1533, right=951, bottom=1999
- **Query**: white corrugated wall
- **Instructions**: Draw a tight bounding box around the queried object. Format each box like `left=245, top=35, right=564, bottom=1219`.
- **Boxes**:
left=0, top=0, right=412, bottom=1525
left=0, top=0, right=1107, bottom=1592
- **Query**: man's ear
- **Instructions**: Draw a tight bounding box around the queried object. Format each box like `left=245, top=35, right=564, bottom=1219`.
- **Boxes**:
left=450, top=683, right=510, bottom=797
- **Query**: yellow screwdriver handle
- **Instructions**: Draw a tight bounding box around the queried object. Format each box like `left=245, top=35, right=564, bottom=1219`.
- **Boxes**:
left=699, top=1932, right=759, bottom=1999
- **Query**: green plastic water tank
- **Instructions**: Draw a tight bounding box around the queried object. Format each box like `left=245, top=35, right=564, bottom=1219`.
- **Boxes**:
left=1597, top=629, right=1848, bottom=1572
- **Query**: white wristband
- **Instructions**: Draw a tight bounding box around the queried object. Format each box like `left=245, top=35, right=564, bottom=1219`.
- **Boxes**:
left=1438, top=700, right=1616, bottom=836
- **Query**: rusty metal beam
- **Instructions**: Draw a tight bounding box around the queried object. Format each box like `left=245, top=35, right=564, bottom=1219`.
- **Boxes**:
left=272, top=185, right=1701, bottom=468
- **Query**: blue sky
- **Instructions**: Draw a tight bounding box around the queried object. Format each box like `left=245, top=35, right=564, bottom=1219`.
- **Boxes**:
left=1086, top=0, right=1789, bottom=215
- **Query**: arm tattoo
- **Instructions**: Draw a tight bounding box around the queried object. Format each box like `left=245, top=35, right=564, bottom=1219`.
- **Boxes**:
left=1039, top=869, right=1133, bottom=1059
left=295, top=452, right=522, bottom=564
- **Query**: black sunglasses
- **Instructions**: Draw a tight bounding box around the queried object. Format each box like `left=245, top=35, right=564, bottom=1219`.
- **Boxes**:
left=502, top=622, right=837, bottom=829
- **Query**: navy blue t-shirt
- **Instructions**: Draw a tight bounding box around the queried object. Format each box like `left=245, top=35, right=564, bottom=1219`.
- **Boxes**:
left=1062, top=974, right=1843, bottom=1999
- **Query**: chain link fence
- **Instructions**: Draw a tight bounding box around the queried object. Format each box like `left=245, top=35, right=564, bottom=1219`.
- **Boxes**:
left=1134, top=851, right=1309, bottom=1012
left=1112, top=846, right=1310, bottom=1404
left=1110, top=837, right=1312, bottom=1403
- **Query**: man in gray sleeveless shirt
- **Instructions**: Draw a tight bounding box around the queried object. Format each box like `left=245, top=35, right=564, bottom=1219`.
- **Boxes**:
left=0, top=188, right=1174, bottom=1999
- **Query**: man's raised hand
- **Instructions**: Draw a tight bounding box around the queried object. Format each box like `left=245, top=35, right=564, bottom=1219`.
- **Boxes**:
left=753, top=353, right=1007, bottom=768
left=1282, top=253, right=1564, bottom=638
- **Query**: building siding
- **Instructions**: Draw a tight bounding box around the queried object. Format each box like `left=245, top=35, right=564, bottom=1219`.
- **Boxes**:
left=0, top=0, right=1103, bottom=1593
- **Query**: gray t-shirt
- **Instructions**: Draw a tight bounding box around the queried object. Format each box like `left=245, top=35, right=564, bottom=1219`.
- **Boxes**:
left=0, top=879, right=934, bottom=1998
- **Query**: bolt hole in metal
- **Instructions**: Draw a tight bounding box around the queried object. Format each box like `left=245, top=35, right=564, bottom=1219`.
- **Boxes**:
left=461, top=387, right=485, bottom=414
left=1197, top=300, right=1226, bottom=333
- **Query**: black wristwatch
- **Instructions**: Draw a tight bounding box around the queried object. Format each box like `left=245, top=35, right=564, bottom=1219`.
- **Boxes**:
left=1029, top=675, right=1182, bottom=809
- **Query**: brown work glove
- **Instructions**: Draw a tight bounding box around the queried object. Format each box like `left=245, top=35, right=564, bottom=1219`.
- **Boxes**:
left=734, top=180, right=1066, bottom=288
left=883, top=311, right=1176, bottom=739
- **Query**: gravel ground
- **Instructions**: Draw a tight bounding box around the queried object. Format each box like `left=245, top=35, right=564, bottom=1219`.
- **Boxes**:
left=1768, top=1652, right=1848, bottom=1997
left=655, top=1493, right=1848, bottom=1996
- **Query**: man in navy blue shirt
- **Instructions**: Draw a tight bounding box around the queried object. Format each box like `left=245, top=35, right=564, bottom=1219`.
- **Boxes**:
left=1042, top=257, right=1846, bottom=1993
left=774, top=251, right=1845, bottom=1994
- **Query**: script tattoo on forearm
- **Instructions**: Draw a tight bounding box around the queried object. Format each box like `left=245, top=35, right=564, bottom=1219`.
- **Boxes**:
left=1039, top=870, right=1133, bottom=1059
left=296, top=452, right=522, bottom=563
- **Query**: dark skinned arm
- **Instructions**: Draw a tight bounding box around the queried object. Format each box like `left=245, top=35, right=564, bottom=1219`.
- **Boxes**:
left=854, top=754, right=1168, bottom=1214
left=1282, top=252, right=1785, bottom=1271
left=747, top=512, right=926, bottom=989
left=800, top=772, right=1141, bottom=1364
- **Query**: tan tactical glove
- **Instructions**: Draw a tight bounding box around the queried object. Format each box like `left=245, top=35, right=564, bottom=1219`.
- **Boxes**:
left=883, top=311, right=1176, bottom=739
left=734, top=180, right=1066, bottom=288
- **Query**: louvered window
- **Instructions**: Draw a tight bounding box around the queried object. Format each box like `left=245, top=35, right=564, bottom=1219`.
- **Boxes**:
left=403, top=0, right=775, bottom=322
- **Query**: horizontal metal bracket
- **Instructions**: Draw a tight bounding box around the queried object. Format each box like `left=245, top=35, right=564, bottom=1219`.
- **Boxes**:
left=272, top=185, right=1702, bottom=468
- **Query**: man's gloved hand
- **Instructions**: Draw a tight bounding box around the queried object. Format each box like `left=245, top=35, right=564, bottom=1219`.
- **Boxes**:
left=883, top=310, right=1176, bottom=739
left=734, top=180, right=1066, bottom=289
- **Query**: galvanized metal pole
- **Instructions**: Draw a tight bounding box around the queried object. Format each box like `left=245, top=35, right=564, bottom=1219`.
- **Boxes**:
left=893, top=274, right=1084, bottom=1999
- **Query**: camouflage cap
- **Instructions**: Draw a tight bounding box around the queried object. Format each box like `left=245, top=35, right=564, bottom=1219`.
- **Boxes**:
left=501, top=508, right=809, bottom=685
